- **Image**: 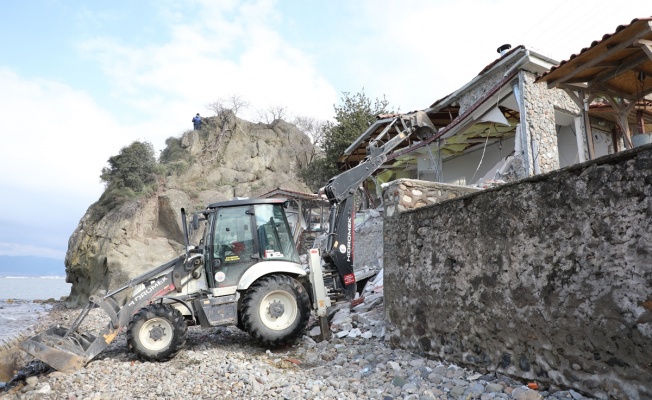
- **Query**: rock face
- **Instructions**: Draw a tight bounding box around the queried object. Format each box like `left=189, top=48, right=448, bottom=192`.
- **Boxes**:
left=65, top=112, right=315, bottom=307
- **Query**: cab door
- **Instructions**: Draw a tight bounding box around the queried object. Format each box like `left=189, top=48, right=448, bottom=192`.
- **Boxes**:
left=208, top=205, right=258, bottom=289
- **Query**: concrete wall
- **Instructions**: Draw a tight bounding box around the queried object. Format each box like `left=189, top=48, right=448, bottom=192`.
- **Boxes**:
left=383, top=145, right=652, bottom=399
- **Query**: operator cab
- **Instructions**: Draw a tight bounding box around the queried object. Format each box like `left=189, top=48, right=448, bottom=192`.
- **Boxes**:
left=201, top=198, right=300, bottom=289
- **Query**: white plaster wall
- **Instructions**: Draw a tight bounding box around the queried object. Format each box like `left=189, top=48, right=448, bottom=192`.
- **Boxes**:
left=592, top=127, right=613, bottom=158
left=557, top=125, right=579, bottom=168
left=440, top=136, right=516, bottom=185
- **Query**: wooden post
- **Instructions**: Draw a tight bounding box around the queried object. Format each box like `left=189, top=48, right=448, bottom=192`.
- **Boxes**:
left=580, top=92, right=596, bottom=160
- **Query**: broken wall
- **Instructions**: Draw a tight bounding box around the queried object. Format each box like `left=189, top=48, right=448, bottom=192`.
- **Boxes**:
left=382, top=179, right=480, bottom=217
left=458, top=60, right=520, bottom=114
left=383, top=144, right=652, bottom=400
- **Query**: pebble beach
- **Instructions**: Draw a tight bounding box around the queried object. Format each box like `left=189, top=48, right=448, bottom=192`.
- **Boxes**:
left=1, top=296, right=596, bottom=400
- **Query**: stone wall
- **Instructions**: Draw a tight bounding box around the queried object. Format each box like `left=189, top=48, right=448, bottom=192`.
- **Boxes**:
left=523, top=72, right=581, bottom=174
left=383, top=144, right=652, bottom=399
left=382, top=179, right=480, bottom=217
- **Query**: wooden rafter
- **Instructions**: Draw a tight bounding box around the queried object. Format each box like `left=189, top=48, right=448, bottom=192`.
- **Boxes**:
left=605, top=94, right=636, bottom=149
left=589, top=52, right=650, bottom=87
left=557, top=83, right=588, bottom=92
left=637, top=39, right=652, bottom=60
left=593, top=60, right=623, bottom=68
left=563, top=89, right=583, bottom=109
left=545, top=21, right=652, bottom=88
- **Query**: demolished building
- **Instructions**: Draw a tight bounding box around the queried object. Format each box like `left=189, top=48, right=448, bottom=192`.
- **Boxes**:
left=371, top=16, right=652, bottom=400
left=340, top=20, right=652, bottom=208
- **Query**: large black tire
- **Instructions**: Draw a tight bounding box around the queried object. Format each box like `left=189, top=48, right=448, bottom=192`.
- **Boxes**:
left=126, top=303, right=187, bottom=362
left=241, top=275, right=310, bottom=347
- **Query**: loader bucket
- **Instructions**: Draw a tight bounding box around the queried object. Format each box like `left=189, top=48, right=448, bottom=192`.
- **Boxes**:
left=20, top=327, right=99, bottom=372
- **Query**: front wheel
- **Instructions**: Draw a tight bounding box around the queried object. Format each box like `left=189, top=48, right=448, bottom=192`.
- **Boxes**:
left=241, top=275, right=310, bottom=347
left=127, top=303, right=187, bottom=361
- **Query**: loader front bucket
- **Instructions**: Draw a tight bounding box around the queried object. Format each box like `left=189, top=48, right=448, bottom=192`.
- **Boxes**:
left=20, top=326, right=101, bottom=372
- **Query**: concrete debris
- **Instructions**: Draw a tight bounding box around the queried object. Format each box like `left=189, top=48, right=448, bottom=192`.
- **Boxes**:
left=307, top=326, right=322, bottom=337
left=307, top=267, right=386, bottom=346
left=366, top=268, right=384, bottom=293
left=388, top=361, right=402, bottom=371
left=347, top=328, right=362, bottom=338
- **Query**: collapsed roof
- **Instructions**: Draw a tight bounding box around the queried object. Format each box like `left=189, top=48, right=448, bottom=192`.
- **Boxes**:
left=338, top=45, right=557, bottom=182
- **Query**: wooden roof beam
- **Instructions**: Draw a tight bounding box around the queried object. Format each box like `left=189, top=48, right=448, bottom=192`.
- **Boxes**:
left=604, top=94, right=636, bottom=149
left=637, top=39, right=652, bottom=60
left=557, top=83, right=588, bottom=93
left=545, top=21, right=652, bottom=88
left=563, top=76, right=603, bottom=84
left=590, top=83, right=640, bottom=100
left=589, top=53, right=651, bottom=85
left=563, top=89, right=584, bottom=109
left=593, top=60, right=624, bottom=68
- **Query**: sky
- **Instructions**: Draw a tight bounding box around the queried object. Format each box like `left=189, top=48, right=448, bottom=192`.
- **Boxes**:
left=0, top=0, right=649, bottom=262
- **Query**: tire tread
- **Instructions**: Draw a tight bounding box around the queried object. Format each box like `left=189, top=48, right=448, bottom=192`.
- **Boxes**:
left=241, top=275, right=310, bottom=347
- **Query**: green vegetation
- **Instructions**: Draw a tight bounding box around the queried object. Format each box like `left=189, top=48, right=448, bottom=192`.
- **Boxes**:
left=93, top=141, right=158, bottom=219
left=159, top=137, right=185, bottom=163
left=160, top=136, right=192, bottom=176
left=299, top=90, right=392, bottom=191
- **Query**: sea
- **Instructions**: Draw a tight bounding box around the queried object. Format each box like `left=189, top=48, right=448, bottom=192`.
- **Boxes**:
left=0, top=276, right=72, bottom=342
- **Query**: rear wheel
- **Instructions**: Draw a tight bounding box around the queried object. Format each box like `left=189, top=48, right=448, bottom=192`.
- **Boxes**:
left=241, top=275, right=310, bottom=347
left=127, top=303, right=187, bottom=361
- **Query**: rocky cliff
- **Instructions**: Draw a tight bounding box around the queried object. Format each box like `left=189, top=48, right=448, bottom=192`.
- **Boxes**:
left=64, top=112, right=316, bottom=307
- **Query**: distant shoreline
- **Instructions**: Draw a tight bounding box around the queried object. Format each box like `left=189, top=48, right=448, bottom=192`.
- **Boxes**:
left=0, top=275, right=66, bottom=278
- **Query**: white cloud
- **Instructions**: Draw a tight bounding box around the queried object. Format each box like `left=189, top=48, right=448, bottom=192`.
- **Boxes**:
left=0, top=67, right=116, bottom=198
left=319, top=0, right=652, bottom=112
left=77, top=0, right=339, bottom=123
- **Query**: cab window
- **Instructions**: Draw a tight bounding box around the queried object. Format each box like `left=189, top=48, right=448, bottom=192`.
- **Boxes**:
left=255, top=204, right=300, bottom=263
left=212, top=206, right=254, bottom=263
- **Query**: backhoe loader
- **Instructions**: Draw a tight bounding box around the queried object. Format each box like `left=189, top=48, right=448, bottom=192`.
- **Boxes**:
left=18, top=111, right=436, bottom=373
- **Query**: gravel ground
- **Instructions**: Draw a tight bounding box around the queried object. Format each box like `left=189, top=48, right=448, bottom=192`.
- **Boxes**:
left=1, top=298, right=595, bottom=400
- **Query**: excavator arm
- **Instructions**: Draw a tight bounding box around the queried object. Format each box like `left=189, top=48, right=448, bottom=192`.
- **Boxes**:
left=321, top=111, right=436, bottom=298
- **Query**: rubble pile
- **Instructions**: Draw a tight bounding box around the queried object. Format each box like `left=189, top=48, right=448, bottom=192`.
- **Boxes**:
left=5, top=309, right=594, bottom=399
left=308, top=270, right=386, bottom=340
left=3, top=272, right=595, bottom=399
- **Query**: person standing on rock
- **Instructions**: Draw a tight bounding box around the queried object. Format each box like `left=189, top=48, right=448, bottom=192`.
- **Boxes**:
left=192, top=113, right=202, bottom=130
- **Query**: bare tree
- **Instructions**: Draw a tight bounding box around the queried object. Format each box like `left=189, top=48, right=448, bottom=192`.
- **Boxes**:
left=256, top=105, right=288, bottom=124
left=227, top=94, right=249, bottom=116
left=293, top=116, right=326, bottom=146
left=206, top=94, right=249, bottom=117
left=206, top=99, right=226, bottom=116
left=293, top=115, right=326, bottom=164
